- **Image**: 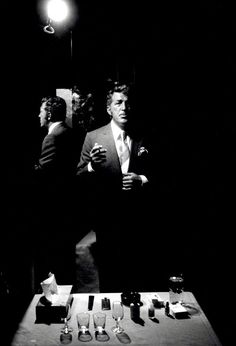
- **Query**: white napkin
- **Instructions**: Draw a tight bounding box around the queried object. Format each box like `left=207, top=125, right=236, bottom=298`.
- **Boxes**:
left=40, top=272, right=58, bottom=303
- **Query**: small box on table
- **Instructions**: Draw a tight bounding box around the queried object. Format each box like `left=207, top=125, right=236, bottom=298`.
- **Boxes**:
left=169, top=302, right=189, bottom=319
left=36, top=285, right=73, bottom=323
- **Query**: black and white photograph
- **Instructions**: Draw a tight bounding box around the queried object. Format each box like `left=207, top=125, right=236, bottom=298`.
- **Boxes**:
left=3, top=1, right=235, bottom=345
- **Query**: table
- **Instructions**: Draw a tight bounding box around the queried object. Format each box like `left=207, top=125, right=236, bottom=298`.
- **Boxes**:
left=11, top=292, right=222, bottom=346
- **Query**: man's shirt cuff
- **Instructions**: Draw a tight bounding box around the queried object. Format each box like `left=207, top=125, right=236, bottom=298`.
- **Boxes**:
left=88, top=162, right=94, bottom=172
left=140, top=175, right=148, bottom=185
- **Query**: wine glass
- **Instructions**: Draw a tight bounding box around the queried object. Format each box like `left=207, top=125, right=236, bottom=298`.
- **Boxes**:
left=60, top=317, right=73, bottom=344
left=111, top=301, right=124, bottom=334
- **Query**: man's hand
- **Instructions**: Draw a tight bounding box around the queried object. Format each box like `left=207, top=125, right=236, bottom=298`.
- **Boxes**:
left=90, top=143, right=107, bottom=170
left=122, top=172, right=142, bottom=191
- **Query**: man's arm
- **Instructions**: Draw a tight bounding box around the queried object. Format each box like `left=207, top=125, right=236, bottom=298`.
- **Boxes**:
left=76, top=133, right=93, bottom=176
left=139, top=175, right=148, bottom=185
left=34, top=135, right=56, bottom=172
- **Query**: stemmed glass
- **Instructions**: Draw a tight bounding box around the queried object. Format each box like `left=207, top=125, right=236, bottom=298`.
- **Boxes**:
left=111, top=301, right=124, bottom=334
left=93, top=312, right=110, bottom=342
left=60, top=317, right=73, bottom=344
left=76, top=312, right=92, bottom=342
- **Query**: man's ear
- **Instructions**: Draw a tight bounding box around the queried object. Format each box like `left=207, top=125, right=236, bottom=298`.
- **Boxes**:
left=107, top=106, right=111, bottom=116
left=47, top=112, right=51, bottom=121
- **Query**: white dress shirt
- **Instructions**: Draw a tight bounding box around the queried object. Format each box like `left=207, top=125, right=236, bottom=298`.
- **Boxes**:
left=111, top=119, right=131, bottom=174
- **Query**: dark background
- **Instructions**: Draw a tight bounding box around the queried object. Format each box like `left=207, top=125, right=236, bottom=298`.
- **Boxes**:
left=3, top=1, right=236, bottom=345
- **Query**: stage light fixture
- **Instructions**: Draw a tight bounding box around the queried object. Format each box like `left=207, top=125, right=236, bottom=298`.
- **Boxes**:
left=43, top=0, right=69, bottom=34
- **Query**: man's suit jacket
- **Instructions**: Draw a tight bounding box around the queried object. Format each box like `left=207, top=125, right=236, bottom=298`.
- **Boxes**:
left=34, top=122, right=76, bottom=227
left=33, top=123, right=78, bottom=287
left=76, top=122, right=153, bottom=214
left=35, top=122, right=75, bottom=183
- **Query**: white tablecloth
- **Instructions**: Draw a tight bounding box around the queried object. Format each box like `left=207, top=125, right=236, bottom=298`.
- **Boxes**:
left=11, top=292, right=222, bottom=346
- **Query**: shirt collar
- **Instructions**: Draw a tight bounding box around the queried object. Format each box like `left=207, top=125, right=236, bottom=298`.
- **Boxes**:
left=48, top=121, right=62, bottom=134
left=111, top=119, right=125, bottom=140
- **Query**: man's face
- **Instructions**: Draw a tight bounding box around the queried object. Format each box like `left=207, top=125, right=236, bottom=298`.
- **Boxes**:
left=38, top=102, right=49, bottom=127
left=107, top=92, right=131, bottom=129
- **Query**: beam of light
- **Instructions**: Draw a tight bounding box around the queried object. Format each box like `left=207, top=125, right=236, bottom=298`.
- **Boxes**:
left=46, top=0, right=69, bottom=22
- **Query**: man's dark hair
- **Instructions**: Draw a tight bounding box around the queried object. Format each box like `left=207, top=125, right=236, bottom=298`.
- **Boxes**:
left=106, top=80, right=135, bottom=108
left=42, top=96, right=67, bottom=122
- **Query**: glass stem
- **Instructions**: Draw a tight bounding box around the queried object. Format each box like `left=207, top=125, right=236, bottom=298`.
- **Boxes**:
left=116, top=317, right=120, bottom=330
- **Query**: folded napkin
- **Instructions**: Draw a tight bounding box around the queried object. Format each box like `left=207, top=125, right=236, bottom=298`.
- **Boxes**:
left=40, top=272, right=58, bottom=304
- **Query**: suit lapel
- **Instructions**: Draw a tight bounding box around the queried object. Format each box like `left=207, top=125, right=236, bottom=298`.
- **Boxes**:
left=101, top=123, right=121, bottom=173
left=129, top=137, right=143, bottom=171
left=100, top=123, right=143, bottom=173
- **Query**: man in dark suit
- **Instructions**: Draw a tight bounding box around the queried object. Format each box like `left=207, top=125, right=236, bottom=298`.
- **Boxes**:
left=76, top=81, right=155, bottom=292
left=34, top=96, right=76, bottom=182
left=34, top=96, right=77, bottom=289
